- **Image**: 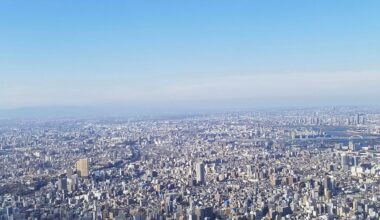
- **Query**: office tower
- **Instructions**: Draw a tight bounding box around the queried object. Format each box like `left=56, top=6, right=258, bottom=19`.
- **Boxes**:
left=76, top=158, right=89, bottom=177
left=341, top=155, right=350, bottom=171
left=324, top=176, right=332, bottom=190
left=57, top=178, right=67, bottom=191
left=196, top=162, right=205, bottom=185
left=67, top=177, right=76, bottom=192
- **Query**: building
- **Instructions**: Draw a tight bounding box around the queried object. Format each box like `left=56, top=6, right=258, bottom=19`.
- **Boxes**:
left=341, top=155, right=350, bottom=171
left=57, top=178, right=67, bottom=191
left=76, top=158, right=89, bottom=177
left=246, top=165, right=254, bottom=177
left=196, top=162, right=205, bottom=185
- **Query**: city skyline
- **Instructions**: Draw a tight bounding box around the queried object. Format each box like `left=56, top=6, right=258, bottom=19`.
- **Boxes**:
left=1, top=107, right=380, bottom=219
left=2, top=2, right=380, bottom=219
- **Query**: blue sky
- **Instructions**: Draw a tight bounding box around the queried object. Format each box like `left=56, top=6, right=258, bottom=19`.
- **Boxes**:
left=1, top=0, right=379, bottom=111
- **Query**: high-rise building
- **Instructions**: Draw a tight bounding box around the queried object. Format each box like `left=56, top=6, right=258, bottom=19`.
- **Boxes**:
left=57, top=178, right=67, bottom=191
left=341, top=155, right=350, bottom=171
left=324, top=176, right=334, bottom=191
left=67, top=177, right=77, bottom=192
left=196, top=162, right=205, bottom=185
left=76, top=158, right=89, bottom=177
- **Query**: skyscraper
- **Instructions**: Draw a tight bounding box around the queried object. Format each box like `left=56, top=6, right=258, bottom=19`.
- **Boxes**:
left=341, top=155, right=350, bottom=171
left=76, top=158, right=89, bottom=177
left=196, top=162, right=205, bottom=185
left=57, top=178, right=67, bottom=191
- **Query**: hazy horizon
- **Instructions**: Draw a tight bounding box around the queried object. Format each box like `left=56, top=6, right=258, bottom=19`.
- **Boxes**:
left=1, top=1, right=379, bottom=115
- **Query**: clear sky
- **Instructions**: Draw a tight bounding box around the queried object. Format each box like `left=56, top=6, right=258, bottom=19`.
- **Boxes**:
left=1, top=1, right=379, bottom=113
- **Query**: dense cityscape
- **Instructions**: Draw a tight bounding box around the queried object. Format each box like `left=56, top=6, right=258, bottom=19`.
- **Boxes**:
left=2, top=0, right=380, bottom=219
left=1, top=107, right=380, bottom=220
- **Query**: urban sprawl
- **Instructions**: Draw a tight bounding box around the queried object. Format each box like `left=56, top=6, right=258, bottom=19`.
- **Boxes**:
left=1, top=107, right=380, bottom=220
